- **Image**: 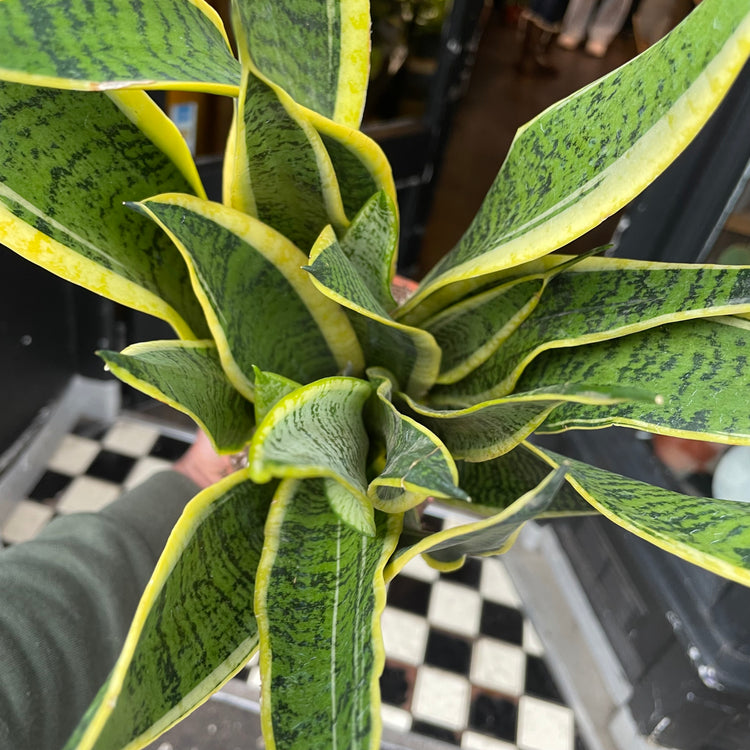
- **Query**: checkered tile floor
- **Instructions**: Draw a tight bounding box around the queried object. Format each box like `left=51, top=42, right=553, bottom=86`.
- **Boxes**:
left=1, top=414, right=587, bottom=750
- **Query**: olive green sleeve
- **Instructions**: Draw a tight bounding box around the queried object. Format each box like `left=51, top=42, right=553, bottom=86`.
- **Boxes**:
left=0, top=470, right=199, bottom=750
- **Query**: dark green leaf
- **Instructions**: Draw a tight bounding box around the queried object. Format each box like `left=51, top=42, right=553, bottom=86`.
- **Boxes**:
left=248, top=375, right=372, bottom=503
left=225, top=67, right=346, bottom=252
left=99, top=341, right=255, bottom=453
left=248, top=376, right=374, bottom=532
left=307, top=228, right=440, bottom=396
left=232, top=0, right=370, bottom=126
left=134, top=195, right=362, bottom=398
left=66, top=472, right=275, bottom=750
left=314, top=121, right=397, bottom=225
left=422, top=252, right=606, bottom=382
left=434, top=261, right=750, bottom=403
left=456, top=443, right=592, bottom=516
left=406, top=384, right=656, bottom=460
left=386, top=467, right=567, bottom=577
left=426, top=279, right=544, bottom=384
left=367, top=369, right=467, bottom=512
left=255, top=478, right=401, bottom=750
left=532, top=444, right=750, bottom=587
left=401, top=0, right=750, bottom=316
left=253, top=368, right=301, bottom=423
left=523, top=317, right=750, bottom=444
left=0, top=84, right=209, bottom=338
left=337, top=191, right=399, bottom=311
left=0, top=0, right=240, bottom=93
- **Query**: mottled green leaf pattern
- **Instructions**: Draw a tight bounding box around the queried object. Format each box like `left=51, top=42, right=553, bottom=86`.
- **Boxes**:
left=427, top=279, right=544, bottom=384
left=68, top=472, right=275, bottom=750
left=403, top=0, right=750, bottom=315
left=456, top=443, right=592, bottom=516
left=532, top=445, right=750, bottom=587
left=0, top=83, right=209, bottom=339
left=6, top=2, right=750, bottom=750
left=0, top=0, right=240, bottom=93
left=99, top=341, right=255, bottom=453
left=248, top=377, right=372, bottom=502
left=233, top=0, right=370, bottom=126
left=325, top=478, right=377, bottom=536
left=307, top=228, right=440, bottom=396
left=423, top=251, right=605, bottom=382
left=312, top=118, right=397, bottom=226
left=225, top=67, right=346, bottom=252
left=523, top=317, right=750, bottom=443
left=367, top=369, right=467, bottom=512
left=134, top=195, right=361, bottom=399
left=386, top=468, right=567, bottom=577
left=319, top=132, right=380, bottom=220
left=338, top=191, right=399, bottom=311
left=408, top=384, right=655, bottom=460
left=256, top=479, right=401, bottom=750
left=253, top=369, right=302, bottom=423
left=435, top=262, right=750, bottom=403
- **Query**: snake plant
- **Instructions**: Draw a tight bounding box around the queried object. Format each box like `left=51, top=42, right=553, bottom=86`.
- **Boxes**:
left=1, top=0, right=750, bottom=748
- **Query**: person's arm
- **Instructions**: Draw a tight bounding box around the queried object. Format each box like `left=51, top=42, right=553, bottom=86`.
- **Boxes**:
left=0, top=433, right=235, bottom=750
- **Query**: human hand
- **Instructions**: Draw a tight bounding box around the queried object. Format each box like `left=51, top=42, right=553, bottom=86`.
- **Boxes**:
left=173, top=431, right=247, bottom=489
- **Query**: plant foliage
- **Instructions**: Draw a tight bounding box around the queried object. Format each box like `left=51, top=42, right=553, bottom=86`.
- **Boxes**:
left=1, top=0, right=750, bottom=748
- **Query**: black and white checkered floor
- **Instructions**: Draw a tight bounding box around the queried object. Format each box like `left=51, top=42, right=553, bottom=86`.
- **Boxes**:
left=1, top=414, right=587, bottom=750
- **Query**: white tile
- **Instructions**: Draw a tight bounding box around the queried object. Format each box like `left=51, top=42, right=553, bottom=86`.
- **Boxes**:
left=123, top=456, right=174, bottom=489
left=440, top=511, right=473, bottom=530
left=517, top=695, right=574, bottom=750
left=523, top=620, right=545, bottom=657
left=47, top=434, right=100, bottom=475
left=471, top=637, right=526, bottom=696
left=411, top=665, right=470, bottom=731
left=427, top=580, right=482, bottom=637
left=103, top=420, right=160, bottom=457
left=400, top=554, right=439, bottom=583
left=246, top=664, right=262, bottom=691
left=381, top=704, right=412, bottom=732
left=1, top=500, right=55, bottom=544
left=481, top=558, right=522, bottom=608
left=56, top=476, right=121, bottom=514
left=462, top=730, right=517, bottom=750
left=381, top=607, right=429, bottom=665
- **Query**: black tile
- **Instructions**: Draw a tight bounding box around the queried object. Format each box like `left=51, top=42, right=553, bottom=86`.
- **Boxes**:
left=440, top=556, right=482, bottom=588
left=86, top=450, right=137, bottom=484
left=424, top=630, right=472, bottom=675
left=524, top=654, right=565, bottom=704
left=380, top=664, right=409, bottom=707
left=420, top=509, right=444, bottom=533
left=149, top=434, right=191, bottom=461
left=234, top=666, right=251, bottom=682
left=685, top=472, right=713, bottom=497
left=28, top=470, right=73, bottom=502
left=479, top=600, right=523, bottom=645
left=469, top=692, right=517, bottom=742
left=71, top=419, right=108, bottom=441
left=386, top=576, right=432, bottom=616
left=411, top=720, right=458, bottom=744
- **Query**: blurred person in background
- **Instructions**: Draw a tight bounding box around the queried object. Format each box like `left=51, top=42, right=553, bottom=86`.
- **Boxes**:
left=516, top=0, right=571, bottom=75
left=557, top=0, right=634, bottom=57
